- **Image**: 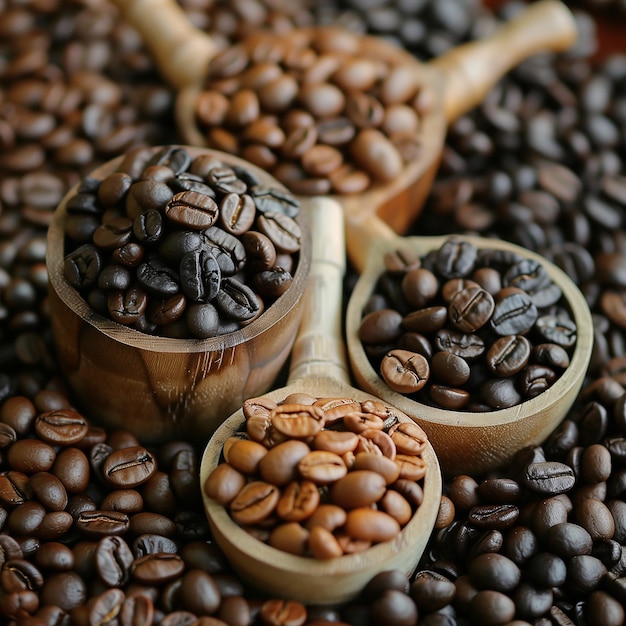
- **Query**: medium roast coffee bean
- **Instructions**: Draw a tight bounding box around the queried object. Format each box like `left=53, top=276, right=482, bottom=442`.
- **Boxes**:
left=205, top=392, right=429, bottom=560
left=380, top=350, right=430, bottom=394
left=102, top=446, right=157, bottom=488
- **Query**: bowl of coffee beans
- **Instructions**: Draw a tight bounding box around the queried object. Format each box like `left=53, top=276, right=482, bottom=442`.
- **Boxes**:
left=200, top=390, right=442, bottom=606
left=46, top=145, right=311, bottom=444
left=346, top=235, right=594, bottom=478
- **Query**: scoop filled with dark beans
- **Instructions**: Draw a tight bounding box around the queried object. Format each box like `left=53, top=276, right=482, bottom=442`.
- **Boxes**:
left=358, top=237, right=577, bottom=411
left=60, top=144, right=303, bottom=339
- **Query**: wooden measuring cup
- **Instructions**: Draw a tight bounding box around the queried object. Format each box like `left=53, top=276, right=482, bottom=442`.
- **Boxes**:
left=344, top=216, right=594, bottom=478
left=199, top=197, right=442, bottom=606
left=107, top=0, right=578, bottom=243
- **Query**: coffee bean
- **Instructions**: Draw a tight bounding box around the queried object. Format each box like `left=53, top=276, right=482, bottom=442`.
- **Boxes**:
left=95, top=536, right=133, bottom=587
left=102, top=446, right=156, bottom=488
left=34, top=409, right=88, bottom=446
left=380, top=349, right=430, bottom=394
left=230, top=481, right=280, bottom=526
left=524, top=461, right=576, bottom=495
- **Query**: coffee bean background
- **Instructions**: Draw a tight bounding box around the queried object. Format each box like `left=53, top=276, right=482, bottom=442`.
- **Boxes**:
left=1, top=1, right=626, bottom=625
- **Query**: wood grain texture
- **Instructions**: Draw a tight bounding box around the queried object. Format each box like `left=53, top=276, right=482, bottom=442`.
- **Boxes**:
left=345, top=226, right=594, bottom=479
left=46, top=147, right=312, bottom=445
left=200, top=197, right=442, bottom=606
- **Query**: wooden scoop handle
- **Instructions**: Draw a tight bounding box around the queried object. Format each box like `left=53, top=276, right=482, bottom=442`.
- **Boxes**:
left=108, top=0, right=217, bottom=90
left=431, top=0, right=578, bottom=123
left=347, top=210, right=406, bottom=276
left=288, top=198, right=350, bottom=385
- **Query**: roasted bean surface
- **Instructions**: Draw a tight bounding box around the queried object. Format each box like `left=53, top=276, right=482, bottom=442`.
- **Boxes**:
left=1, top=0, right=626, bottom=624
left=358, top=237, right=576, bottom=411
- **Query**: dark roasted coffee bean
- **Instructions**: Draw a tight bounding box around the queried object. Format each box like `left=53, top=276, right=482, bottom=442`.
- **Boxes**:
left=29, top=472, right=68, bottom=511
left=148, top=146, right=191, bottom=174
left=202, top=227, right=246, bottom=276
left=380, top=349, right=430, bottom=394
left=435, top=329, right=485, bottom=359
left=491, top=288, right=538, bottom=336
left=486, top=335, right=530, bottom=376
left=179, top=248, right=221, bottom=302
left=545, top=522, right=593, bottom=558
left=468, top=552, right=521, bottom=592
left=403, top=306, right=448, bottom=333
left=64, top=245, right=102, bottom=289
left=480, top=378, right=521, bottom=409
left=214, top=277, right=260, bottom=321
left=133, top=209, right=163, bottom=243
left=435, top=238, right=477, bottom=279
left=519, top=364, right=558, bottom=398
left=219, top=193, right=256, bottom=235
left=468, top=504, right=519, bottom=529
left=95, top=536, right=134, bottom=587
left=89, top=588, right=126, bottom=626
left=250, top=185, right=300, bottom=218
left=108, top=288, right=148, bottom=325
left=524, top=461, right=576, bottom=494
left=536, top=313, right=577, bottom=348
left=257, top=211, right=301, bottom=254
left=76, top=511, right=130, bottom=537
left=93, top=217, right=134, bottom=250
left=7, top=439, right=56, bottom=473
left=34, top=409, right=88, bottom=446
left=449, top=287, right=494, bottom=333
left=133, top=534, right=178, bottom=559
left=136, top=259, right=179, bottom=297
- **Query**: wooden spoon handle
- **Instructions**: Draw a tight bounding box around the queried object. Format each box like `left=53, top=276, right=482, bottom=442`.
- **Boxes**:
left=431, top=0, right=577, bottom=123
left=346, top=210, right=411, bottom=276
left=108, top=0, right=217, bottom=90
left=288, top=198, right=350, bottom=385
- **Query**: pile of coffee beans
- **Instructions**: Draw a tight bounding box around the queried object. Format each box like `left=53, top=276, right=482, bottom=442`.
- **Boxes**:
left=204, top=392, right=430, bottom=558
left=0, top=387, right=324, bottom=625
left=1, top=0, right=626, bottom=624
left=195, top=27, right=429, bottom=195
left=358, top=237, right=576, bottom=411
left=62, top=145, right=303, bottom=339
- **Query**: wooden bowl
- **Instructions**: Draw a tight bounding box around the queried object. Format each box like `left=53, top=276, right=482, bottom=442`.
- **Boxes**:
left=200, top=408, right=441, bottom=606
left=46, top=147, right=312, bottom=445
left=345, top=234, right=594, bottom=479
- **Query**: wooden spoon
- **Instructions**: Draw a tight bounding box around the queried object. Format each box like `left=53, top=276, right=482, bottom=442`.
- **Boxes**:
left=199, top=196, right=442, bottom=606
left=344, top=216, right=594, bottom=478
left=108, top=0, right=578, bottom=248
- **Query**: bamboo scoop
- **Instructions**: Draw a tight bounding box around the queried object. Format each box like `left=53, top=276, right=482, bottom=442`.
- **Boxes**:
left=344, top=216, right=594, bottom=478
left=108, top=0, right=578, bottom=241
left=199, top=197, right=442, bottom=606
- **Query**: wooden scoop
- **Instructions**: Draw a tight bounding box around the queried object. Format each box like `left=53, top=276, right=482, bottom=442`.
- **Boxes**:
left=344, top=216, right=594, bottom=478
left=199, top=197, right=442, bottom=606
left=108, top=0, right=578, bottom=244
